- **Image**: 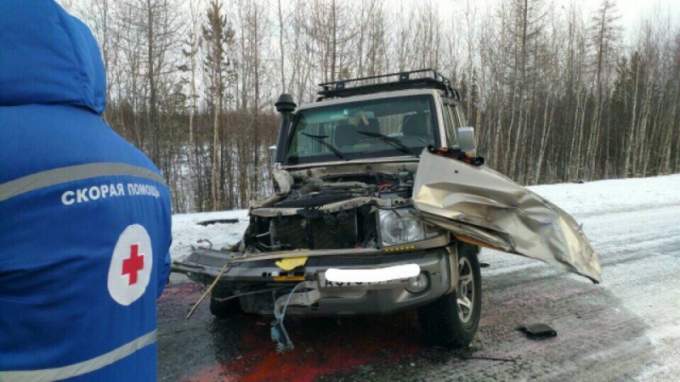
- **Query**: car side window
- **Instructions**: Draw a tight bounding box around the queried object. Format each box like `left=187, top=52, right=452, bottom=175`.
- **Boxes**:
left=442, top=103, right=458, bottom=147
left=454, top=106, right=467, bottom=127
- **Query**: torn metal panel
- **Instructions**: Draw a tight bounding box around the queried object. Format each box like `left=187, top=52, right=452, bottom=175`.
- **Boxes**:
left=412, top=150, right=601, bottom=283
left=250, top=193, right=286, bottom=209
left=171, top=247, right=243, bottom=278
left=250, top=196, right=395, bottom=217
left=272, top=167, right=294, bottom=194
left=250, top=207, right=302, bottom=218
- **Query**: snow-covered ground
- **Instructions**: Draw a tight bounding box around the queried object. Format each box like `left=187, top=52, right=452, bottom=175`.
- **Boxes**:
left=528, top=173, right=680, bottom=218
left=470, top=174, right=680, bottom=380
left=171, top=209, right=249, bottom=261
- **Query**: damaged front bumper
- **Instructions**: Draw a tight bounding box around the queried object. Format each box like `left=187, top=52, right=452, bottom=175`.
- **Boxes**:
left=172, top=235, right=454, bottom=316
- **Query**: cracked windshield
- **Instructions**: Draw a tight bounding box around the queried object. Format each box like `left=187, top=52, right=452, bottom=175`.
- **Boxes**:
left=286, top=95, right=437, bottom=164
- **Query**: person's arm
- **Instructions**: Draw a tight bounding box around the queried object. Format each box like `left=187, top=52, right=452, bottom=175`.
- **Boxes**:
left=157, top=194, right=172, bottom=298
left=157, top=249, right=171, bottom=298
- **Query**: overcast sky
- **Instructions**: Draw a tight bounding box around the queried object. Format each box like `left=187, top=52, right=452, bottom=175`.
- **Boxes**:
left=59, top=0, right=680, bottom=50
left=584, top=0, right=680, bottom=30
left=435, top=0, right=680, bottom=45
left=60, top=0, right=680, bottom=32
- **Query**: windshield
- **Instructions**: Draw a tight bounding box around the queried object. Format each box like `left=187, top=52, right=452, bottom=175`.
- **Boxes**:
left=285, top=95, right=438, bottom=164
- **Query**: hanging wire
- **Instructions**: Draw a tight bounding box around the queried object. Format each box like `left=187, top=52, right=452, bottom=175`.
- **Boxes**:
left=270, top=282, right=305, bottom=352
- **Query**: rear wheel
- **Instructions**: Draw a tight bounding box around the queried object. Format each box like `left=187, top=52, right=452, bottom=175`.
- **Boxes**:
left=418, top=245, right=482, bottom=348
left=209, top=284, right=242, bottom=318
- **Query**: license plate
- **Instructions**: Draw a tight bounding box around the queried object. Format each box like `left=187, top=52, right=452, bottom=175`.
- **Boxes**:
left=318, top=273, right=409, bottom=289
left=319, top=264, right=420, bottom=289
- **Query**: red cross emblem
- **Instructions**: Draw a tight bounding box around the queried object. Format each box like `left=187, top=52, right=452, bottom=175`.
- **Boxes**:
left=122, top=244, right=145, bottom=285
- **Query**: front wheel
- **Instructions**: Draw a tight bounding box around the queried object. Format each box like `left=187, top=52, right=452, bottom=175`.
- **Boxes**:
left=418, top=245, right=482, bottom=348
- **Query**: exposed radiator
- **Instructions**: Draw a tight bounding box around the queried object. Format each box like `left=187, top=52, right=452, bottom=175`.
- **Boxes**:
left=271, top=209, right=359, bottom=250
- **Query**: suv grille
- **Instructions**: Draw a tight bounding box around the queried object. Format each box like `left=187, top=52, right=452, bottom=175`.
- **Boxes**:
left=272, top=209, right=359, bottom=250
left=246, top=205, right=377, bottom=251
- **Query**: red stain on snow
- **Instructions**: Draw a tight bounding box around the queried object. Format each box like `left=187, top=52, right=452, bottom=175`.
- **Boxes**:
left=159, top=282, right=203, bottom=302
left=185, top=314, right=421, bottom=382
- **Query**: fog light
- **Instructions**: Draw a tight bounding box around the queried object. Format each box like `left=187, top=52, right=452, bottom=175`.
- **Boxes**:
left=405, top=272, right=429, bottom=294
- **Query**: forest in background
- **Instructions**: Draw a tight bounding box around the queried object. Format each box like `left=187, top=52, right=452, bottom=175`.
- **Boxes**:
left=59, top=0, right=680, bottom=213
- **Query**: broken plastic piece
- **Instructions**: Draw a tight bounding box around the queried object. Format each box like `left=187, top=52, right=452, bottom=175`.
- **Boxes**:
left=275, top=256, right=308, bottom=271
left=517, top=323, right=557, bottom=339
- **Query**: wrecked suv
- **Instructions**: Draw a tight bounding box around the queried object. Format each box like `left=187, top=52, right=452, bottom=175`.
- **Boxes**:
left=174, top=69, right=601, bottom=349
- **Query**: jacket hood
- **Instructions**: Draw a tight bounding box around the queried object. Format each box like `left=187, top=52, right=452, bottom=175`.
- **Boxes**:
left=0, top=0, right=106, bottom=114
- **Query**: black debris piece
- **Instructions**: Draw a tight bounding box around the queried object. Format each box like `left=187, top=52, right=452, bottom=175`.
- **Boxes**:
left=197, top=219, right=239, bottom=226
left=517, top=323, right=557, bottom=340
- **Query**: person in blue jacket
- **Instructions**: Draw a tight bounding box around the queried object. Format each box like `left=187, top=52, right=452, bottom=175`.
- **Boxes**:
left=0, top=1, right=172, bottom=380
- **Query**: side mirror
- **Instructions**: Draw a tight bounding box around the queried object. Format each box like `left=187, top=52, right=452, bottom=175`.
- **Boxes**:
left=456, top=127, right=476, bottom=155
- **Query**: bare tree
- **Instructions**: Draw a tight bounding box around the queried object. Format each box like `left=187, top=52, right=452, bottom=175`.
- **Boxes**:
left=277, top=0, right=286, bottom=93
left=586, top=0, right=620, bottom=179
left=180, top=0, right=203, bottom=146
left=203, top=0, right=235, bottom=210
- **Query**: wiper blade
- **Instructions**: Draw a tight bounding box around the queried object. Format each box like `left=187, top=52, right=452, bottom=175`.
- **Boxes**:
left=301, top=133, right=347, bottom=160
left=356, top=130, right=417, bottom=156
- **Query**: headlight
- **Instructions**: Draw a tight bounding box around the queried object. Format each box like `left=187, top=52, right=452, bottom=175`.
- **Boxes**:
left=379, top=209, right=430, bottom=245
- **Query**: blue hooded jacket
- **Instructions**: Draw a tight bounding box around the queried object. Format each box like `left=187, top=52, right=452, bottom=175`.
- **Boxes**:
left=0, top=1, right=172, bottom=380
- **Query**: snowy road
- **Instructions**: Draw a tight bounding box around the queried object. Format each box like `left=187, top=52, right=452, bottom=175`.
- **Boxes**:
left=158, top=175, right=680, bottom=381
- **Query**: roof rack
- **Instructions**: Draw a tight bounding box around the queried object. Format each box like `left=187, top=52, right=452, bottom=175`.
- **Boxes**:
left=317, top=69, right=461, bottom=101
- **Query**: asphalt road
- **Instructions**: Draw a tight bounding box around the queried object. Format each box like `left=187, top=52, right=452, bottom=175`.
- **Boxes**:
left=158, top=201, right=680, bottom=381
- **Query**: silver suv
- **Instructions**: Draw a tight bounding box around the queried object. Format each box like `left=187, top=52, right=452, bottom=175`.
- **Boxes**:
left=174, top=69, right=600, bottom=349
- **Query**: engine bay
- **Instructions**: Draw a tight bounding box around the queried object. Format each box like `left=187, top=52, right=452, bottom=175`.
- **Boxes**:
left=244, top=164, right=418, bottom=252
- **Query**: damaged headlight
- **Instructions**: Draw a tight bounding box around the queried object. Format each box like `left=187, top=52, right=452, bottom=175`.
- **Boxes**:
left=379, top=208, right=437, bottom=246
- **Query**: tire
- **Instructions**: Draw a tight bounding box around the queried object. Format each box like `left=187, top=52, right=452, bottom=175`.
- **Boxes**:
left=418, top=244, right=482, bottom=348
left=209, top=285, right=242, bottom=318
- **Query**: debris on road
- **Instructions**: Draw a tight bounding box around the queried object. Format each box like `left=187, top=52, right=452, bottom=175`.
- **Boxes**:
left=517, top=323, right=558, bottom=339
left=197, top=218, right=239, bottom=226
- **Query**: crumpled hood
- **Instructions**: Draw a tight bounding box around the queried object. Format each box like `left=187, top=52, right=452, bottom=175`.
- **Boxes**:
left=0, top=0, right=106, bottom=114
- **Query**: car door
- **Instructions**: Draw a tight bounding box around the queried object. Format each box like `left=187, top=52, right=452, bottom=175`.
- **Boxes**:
left=412, top=149, right=601, bottom=283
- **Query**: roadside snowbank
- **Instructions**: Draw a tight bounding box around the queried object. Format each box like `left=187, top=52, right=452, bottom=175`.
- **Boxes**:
left=528, top=174, right=680, bottom=218
left=171, top=209, right=249, bottom=261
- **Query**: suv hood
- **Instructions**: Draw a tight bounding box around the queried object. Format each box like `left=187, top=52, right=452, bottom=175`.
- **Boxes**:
left=413, top=150, right=601, bottom=283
